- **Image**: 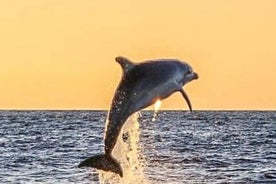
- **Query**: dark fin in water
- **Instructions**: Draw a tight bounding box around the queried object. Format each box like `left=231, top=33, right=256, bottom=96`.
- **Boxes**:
left=78, top=154, right=123, bottom=177
left=115, top=56, right=135, bottom=74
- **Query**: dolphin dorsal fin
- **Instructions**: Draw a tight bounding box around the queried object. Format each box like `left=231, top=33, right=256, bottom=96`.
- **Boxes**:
left=115, top=56, right=134, bottom=74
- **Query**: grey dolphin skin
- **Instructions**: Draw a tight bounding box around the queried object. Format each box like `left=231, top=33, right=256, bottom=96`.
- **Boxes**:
left=78, top=56, right=199, bottom=177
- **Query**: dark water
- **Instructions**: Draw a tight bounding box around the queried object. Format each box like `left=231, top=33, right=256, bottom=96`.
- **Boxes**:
left=0, top=111, right=275, bottom=183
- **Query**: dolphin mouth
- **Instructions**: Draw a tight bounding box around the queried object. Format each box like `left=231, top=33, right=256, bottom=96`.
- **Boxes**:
left=193, top=72, right=199, bottom=80
left=185, top=72, right=199, bottom=84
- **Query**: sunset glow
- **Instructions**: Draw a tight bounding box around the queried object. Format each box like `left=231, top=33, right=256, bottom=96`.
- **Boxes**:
left=0, top=0, right=275, bottom=110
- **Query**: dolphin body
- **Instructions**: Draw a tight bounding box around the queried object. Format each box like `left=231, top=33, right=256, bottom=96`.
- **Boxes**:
left=78, top=56, right=198, bottom=177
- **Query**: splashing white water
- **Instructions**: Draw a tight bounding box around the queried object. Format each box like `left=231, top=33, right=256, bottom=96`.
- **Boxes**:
left=152, top=100, right=162, bottom=122
left=99, top=112, right=148, bottom=184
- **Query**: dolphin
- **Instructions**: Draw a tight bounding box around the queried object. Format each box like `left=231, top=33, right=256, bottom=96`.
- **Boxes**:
left=78, top=56, right=199, bottom=177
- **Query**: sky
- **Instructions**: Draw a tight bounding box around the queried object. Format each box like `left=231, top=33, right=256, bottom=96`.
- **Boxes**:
left=0, top=0, right=275, bottom=110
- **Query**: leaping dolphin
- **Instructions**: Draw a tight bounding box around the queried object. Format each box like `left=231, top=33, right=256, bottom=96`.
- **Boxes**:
left=78, top=56, right=199, bottom=177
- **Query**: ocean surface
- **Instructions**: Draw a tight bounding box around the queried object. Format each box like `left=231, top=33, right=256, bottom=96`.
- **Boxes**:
left=0, top=110, right=275, bottom=184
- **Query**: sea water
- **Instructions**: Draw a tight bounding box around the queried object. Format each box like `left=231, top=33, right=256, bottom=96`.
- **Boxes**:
left=0, top=111, right=275, bottom=183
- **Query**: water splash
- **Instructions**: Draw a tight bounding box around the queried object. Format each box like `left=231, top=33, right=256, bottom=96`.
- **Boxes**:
left=99, top=112, right=148, bottom=184
left=152, top=100, right=162, bottom=122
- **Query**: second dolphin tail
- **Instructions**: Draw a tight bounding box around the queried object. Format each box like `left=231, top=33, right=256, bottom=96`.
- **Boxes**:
left=78, top=154, right=123, bottom=177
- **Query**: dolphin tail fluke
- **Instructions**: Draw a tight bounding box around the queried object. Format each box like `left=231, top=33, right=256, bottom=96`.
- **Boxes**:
left=78, top=154, right=123, bottom=177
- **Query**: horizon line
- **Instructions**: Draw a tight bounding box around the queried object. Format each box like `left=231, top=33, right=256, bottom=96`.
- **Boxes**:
left=0, top=108, right=275, bottom=111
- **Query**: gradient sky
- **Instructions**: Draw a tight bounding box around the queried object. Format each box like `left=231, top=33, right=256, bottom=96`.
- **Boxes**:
left=1, top=0, right=275, bottom=110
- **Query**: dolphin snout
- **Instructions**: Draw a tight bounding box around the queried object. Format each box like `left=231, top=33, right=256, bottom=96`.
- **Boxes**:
left=193, top=72, right=199, bottom=80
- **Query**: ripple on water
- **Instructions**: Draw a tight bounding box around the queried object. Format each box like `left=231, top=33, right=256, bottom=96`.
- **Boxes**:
left=0, top=110, right=276, bottom=183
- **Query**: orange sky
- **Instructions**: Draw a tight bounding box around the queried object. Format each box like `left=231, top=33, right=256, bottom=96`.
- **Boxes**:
left=0, top=0, right=275, bottom=110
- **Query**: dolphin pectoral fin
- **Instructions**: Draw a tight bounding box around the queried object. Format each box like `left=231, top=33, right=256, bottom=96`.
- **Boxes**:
left=179, top=89, right=192, bottom=112
left=115, top=56, right=135, bottom=73
left=78, top=154, right=123, bottom=177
